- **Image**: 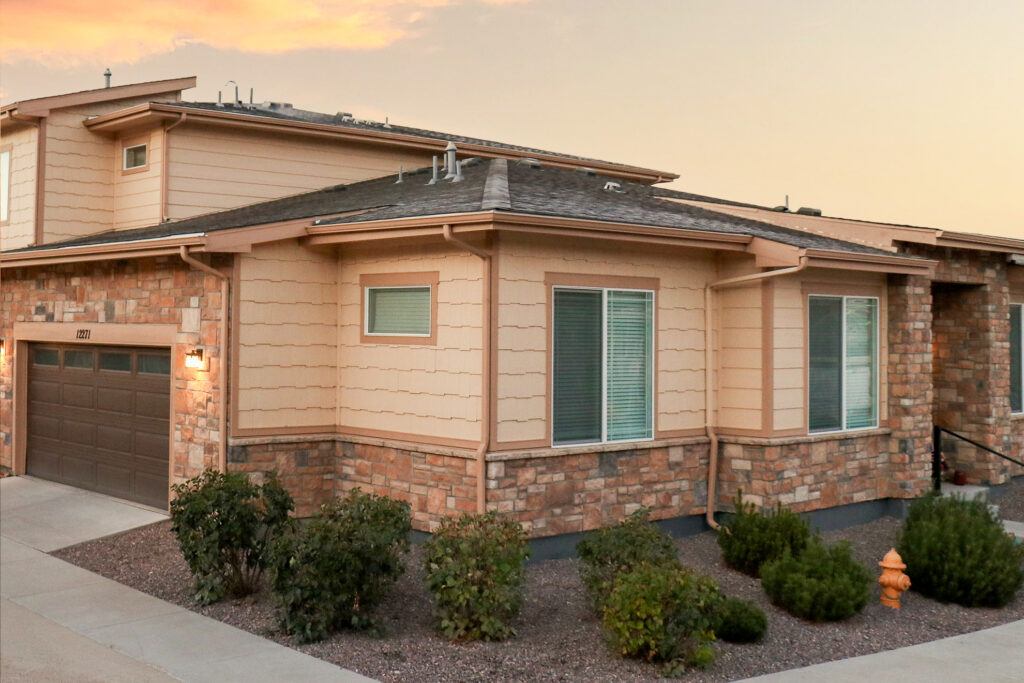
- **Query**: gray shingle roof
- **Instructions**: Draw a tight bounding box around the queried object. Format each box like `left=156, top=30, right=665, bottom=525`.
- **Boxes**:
left=4, top=158, right=896, bottom=257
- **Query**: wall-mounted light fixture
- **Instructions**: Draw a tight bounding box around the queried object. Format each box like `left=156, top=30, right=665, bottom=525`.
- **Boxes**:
left=185, top=347, right=205, bottom=370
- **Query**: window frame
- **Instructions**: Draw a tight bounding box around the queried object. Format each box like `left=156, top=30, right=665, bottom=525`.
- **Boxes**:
left=0, top=144, right=12, bottom=226
left=359, top=272, right=439, bottom=345
left=1011, top=302, right=1023, bottom=415
left=550, top=283, right=656, bottom=448
left=121, top=136, right=150, bottom=174
left=807, top=293, right=881, bottom=434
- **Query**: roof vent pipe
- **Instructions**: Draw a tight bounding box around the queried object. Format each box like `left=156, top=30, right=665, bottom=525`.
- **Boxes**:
left=428, top=156, right=439, bottom=185
left=444, top=142, right=457, bottom=180
left=249, top=87, right=254, bottom=105
left=395, top=165, right=404, bottom=184
left=217, top=90, right=223, bottom=107
left=452, top=160, right=463, bottom=183
left=103, top=68, right=111, bottom=88
left=225, top=80, right=238, bottom=106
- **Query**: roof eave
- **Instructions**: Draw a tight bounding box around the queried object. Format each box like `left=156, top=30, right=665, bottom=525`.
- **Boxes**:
left=934, top=230, right=1024, bottom=254
left=4, top=77, right=196, bottom=117
left=0, top=234, right=205, bottom=269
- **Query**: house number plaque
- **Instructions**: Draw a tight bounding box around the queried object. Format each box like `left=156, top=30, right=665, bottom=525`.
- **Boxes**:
left=76, top=329, right=91, bottom=339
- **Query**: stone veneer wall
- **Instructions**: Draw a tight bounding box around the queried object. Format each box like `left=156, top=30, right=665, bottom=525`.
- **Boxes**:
left=0, top=256, right=227, bottom=482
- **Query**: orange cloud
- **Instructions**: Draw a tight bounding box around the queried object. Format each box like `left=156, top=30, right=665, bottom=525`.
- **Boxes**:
left=0, top=0, right=528, bottom=65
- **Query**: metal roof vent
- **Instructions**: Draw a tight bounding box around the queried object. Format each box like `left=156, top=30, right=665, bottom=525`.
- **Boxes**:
left=103, top=68, right=111, bottom=88
left=796, top=207, right=822, bottom=216
left=518, top=158, right=542, bottom=169
left=576, top=166, right=597, bottom=176
left=444, top=142, right=458, bottom=179
left=603, top=181, right=624, bottom=193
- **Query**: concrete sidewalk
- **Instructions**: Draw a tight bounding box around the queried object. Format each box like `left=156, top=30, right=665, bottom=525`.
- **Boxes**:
left=739, top=619, right=1024, bottom=682
left=1, top=476, right=373, bottom=682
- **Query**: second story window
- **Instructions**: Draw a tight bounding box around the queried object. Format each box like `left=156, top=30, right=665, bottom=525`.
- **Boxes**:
left=0, top=148, right=10, bottom=224
left=123, top=143, right=147, bottom=171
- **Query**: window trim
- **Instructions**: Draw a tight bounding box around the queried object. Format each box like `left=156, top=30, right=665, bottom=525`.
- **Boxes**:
left=121, top=136, right=150, bottom=174
left=549, top=279, right=657, bottom=448
left=806, top=293, right=880, bottom=435
left=1011, top=302, right=1023, bottom=415
left=0, top=144, right=12, bottom=226
left=359, top=272, right=439, bottom=345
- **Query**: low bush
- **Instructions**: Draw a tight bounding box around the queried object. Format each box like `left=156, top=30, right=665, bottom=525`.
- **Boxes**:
left=602, top=564, right=724, bottom=676
left=169, top=469, right=293, bottom=605
left=717, top=491, right=812, bottom=577
left=761, top=539, right=871, bottom=622
left=576, top=509, right=680, bottom=609
left=897, top=493, right=1024, bottom=608
left=424, top=511, right=530, bottom=641
left=268, top=488, right=411, bottom=643
left=715, top=597, right=768, bottom=643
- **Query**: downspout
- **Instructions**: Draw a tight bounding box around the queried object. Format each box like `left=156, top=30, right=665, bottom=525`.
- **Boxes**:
left=161, top=112, right=186, bottom=222
left=704, top=256, right=808, bottom=530
left=180, top=246, right=229, bottom=474
left=442, top=223, right=492, bottom=513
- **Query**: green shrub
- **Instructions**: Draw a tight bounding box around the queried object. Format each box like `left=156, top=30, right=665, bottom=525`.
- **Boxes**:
left=717, top=492, right=812, bottom=577
left=761, top=539, right=871, bottom=622
left=602, top=564, right=724, bottom=676
left=169, top=469, right=293, bottom=605
left=715, top=597, right=767, bottom=643
left=576, top=509, right=680, bottom=609
left=268, top=488, right=411, bottom=643
left=897, top=493, right=1024, bottom=607
left=424, top=511, right=530, bottom=641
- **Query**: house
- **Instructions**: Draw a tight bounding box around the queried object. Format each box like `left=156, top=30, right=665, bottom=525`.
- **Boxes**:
left=2, top=77, right=1021, bottom=543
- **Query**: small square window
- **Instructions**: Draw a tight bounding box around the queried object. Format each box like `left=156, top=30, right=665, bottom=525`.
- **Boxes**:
left=123, top=144, right=147, bottom=170
left=360, top=272, right=438, bottom=345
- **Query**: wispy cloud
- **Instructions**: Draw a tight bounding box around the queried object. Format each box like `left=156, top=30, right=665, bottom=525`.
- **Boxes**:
left=0, top=0, right=528, bottom=66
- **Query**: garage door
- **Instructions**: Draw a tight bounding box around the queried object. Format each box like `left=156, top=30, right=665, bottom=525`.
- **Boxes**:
left=27, top=344, right=171, bottom=509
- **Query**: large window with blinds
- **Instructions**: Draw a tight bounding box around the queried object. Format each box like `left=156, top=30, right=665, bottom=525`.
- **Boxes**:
left=1012, top=303, right=1022, bottom=414
left=808, top=295, right=879, bottom=432
left=552, top=287, right=654, bottom=446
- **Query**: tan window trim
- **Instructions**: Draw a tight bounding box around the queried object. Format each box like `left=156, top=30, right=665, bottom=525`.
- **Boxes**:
left=0, top=144, right=12, bottom=227
left=359, top=272, right=439, bottom=345
left=120, top=134, right=151, bottom=175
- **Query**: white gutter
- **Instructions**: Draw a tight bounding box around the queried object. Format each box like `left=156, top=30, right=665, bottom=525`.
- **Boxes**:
left=704, top=256, right=808, bottom=530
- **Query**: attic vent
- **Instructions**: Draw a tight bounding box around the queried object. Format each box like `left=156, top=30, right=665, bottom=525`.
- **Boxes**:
left=796, top=207, right=822, bottom=216
left=576, top=167, right=597, bottom=176
left=603, top=181, right=624, bottom=193
left=518, top=158, right=542, bottom=169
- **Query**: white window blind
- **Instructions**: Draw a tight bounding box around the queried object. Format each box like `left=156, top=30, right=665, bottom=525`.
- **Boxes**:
left=0, top=150, right=10, bottom=223
left=123, top=144, right=147, bottom=170
left=809, top=295, right=879, bottom=432
left=367, top=286, right=431, bottom=335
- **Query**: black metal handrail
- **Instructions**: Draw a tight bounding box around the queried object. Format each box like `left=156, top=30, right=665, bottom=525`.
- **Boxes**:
left=932, top=425, right=1024, bottom=491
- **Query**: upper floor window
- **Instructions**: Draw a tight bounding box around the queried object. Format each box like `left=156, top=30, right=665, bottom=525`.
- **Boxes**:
left=1012, top=303, right=1022, bottom=414
left=0, top=147, right=10, bottom=224
left=552, top=286, right=654, bottom=446
left=808, top=295, right=879, bottom=432
left=123, top=142, right=147, bottom=171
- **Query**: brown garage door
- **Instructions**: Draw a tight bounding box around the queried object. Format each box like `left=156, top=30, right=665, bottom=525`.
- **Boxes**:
left=27, top=344, right=171, bottom=509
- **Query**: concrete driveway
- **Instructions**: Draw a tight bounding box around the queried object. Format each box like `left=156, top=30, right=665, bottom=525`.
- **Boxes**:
left=0, top=476, right=372, bottom=682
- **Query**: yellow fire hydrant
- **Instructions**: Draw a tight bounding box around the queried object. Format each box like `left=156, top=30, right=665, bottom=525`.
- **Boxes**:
left=878, top=548, right=911, bottom=609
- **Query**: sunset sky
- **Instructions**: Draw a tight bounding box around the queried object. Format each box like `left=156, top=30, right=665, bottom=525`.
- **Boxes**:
left=1, top=0, right=1021, bottom=238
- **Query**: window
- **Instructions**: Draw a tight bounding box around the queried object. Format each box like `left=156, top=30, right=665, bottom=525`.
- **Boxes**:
left=552, top=287, right=654, bottom=446
left=122, top=143, right=147, bottom=171
left=1, top=147, right=10, bottom=224
left=138, top=354, right=171, bottom=375
left=808, top=295, right=878, bottom=432
left=360, top=272, right=439, bottom=345
left=1012, top=303, right=1022, bottom=414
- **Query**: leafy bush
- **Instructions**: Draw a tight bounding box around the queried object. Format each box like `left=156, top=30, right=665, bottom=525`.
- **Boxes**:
left=761, top=539, right=871, bottom=622
left=717, top=492, right=812, bottom=578
left=715, top=597, right=767, bottom=643
left=577, top=509, right=680, bottom=609
left=602, top=564, right=724, bottom=676
left=269, top=488, right=411, bottom=643
left=424, top=511, right=530, bottom=641
left=897, top=493, right=1024, bottom=607
left=169, top=469, right=293, bottom=604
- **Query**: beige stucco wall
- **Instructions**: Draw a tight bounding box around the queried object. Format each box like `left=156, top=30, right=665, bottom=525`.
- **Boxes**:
left=113, top=128, right=164, bottom=230
left=1, top=126, right=38, bottom=250
left=337, top=242, right=483, bottom=443
left=494, top=233, right=717, bottom=446
left=235, top=240, right=338, bottom=430
left=165, top=124, right=432, bottom=221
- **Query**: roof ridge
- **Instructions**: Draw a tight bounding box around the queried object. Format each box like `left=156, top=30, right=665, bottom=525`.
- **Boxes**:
left=480, top=158, right=511, bottom=211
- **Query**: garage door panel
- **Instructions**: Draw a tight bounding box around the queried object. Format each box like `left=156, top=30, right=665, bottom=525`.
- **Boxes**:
left=135, top=391, right=170, bottom=420
left=61, top=383, right=96, bottom=409
left=27, top=343, right=170, bottom=509
left=97, top=386, right=134, bottom=414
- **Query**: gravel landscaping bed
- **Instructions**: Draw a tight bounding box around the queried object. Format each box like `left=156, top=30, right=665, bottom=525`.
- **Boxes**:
left=55, top=478, right=1024, bottom=683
